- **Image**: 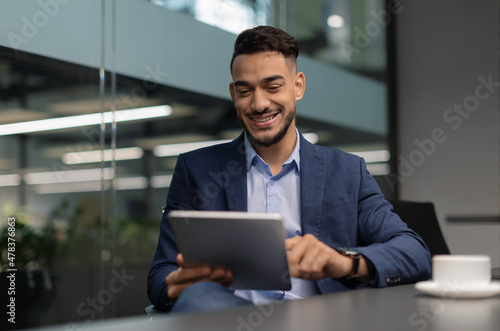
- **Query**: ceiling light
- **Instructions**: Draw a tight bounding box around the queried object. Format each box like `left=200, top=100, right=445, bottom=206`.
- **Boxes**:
left=0, top=105, right=172, bottom=136
left=0, top=174, right=21, bottom=186
left=151, top=175, right=173, bottom=188
left=62, top=147, right=144, bottom=164
left=349, top=150, right=390, bottom=163
left=303, top=132, right=319, bottom=144
left=24, top=168, right=114, bottom=185
left=35, top=181, right=105, bottom=194
left=34, top=176, right=148, bottom=194
left=327, top=14, right=344, bottom=28
left=153, top=133, right=318, bottom=158
left=366, top=163, right=390, bottom=176
left=115, top=177, right=148, bottom=190
left=153, top=139, right=232, bottom=157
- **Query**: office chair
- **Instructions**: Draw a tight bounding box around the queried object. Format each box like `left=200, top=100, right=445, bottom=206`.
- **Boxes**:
left=389, top=200, right=450, bottom=256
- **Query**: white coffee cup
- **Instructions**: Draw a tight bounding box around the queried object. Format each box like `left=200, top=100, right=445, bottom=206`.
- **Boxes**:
left=432, top=255, right=491, bottom=289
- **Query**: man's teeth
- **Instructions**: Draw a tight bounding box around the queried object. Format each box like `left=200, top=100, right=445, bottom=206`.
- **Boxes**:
left=253, top=114, right=276, bottom=122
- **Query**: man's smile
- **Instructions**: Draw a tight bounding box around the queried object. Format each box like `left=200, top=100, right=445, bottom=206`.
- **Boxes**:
left=250, top=113, right=279, bottom=123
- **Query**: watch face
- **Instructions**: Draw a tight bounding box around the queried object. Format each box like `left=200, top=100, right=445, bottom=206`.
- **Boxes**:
left=336, top=248, right=361, bottom=257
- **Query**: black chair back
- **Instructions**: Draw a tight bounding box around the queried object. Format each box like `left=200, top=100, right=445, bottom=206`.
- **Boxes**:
left=389, top=200, right=450, bottom=256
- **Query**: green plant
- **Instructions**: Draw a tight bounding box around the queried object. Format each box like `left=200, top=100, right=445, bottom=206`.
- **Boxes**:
left=1, top=204, right=57, bottom=271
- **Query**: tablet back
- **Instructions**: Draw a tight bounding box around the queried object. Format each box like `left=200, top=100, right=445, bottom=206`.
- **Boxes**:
left=168, top=210, right=291, bottom=290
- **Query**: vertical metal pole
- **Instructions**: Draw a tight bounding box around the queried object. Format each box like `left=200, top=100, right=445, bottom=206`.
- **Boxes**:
left=279, top=0, right=287, bottom=31
left=288, top=0, right=295, bottom=36
left=99, top=0, right=106, bottom=321
left=110, top=0, right=117, bottom=318
left=18, top=135, right=27, bottom=207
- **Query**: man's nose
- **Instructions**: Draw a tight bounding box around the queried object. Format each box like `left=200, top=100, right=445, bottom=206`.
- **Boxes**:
left=250, top=89, right=271, bottom=112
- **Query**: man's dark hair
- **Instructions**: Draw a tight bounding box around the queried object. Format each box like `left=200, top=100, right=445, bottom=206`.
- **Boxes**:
left=230, top=25, right=299, bottom=71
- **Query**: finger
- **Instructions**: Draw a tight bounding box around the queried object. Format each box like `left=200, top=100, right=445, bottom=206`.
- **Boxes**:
left=298, top=245, right=328, bottom=278
left=212, top=269, right=234, bottom=287
left=287, top=235, right=329, bottom=279
left=285, top=236, right=302, bottom=250
left=209, top=267, right=234, bottom=283
left=176, top=253, right=185, bottom=267
left=286, top=233, right=317, bottom=253
left=287, top=236, right=309, bottom=265
left=166, top=266, right=211, bottom=285
left=167, top=267, right=234, bottom=298
left=301, top=239, right=338, bottom=279
left=287, top=240, right=310, bottom=278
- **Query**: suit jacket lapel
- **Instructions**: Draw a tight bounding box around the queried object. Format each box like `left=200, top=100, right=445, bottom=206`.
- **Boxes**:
left=218, top=134, right=248, bottom=211
left=299, top=133, right=325, bottom=237
left=218, top=131, right=326, bottom=222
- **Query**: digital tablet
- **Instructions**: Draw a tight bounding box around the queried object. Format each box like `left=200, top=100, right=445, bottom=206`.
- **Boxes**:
left=168, top=210, right=291, bottom=290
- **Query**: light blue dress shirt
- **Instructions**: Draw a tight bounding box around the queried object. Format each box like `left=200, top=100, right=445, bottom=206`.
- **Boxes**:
left=233, top=128, right=319, bottom=305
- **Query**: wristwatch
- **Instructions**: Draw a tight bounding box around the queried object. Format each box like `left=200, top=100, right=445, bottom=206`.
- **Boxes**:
left=335, top=247, right=362, bottom=287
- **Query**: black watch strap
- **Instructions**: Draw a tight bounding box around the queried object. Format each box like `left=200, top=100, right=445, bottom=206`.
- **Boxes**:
left=347, top=252, right=361, bottom=278
left=336, top=248, right=361, bottom=278
left=335, top=248, right=362, bottom=288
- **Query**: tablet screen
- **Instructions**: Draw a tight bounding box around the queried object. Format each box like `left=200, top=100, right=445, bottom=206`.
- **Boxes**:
left=169, top=210, right=291, bottom=290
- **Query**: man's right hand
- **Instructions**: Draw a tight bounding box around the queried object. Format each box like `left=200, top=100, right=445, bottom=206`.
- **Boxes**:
left=165, top=254, right=234, bottom=298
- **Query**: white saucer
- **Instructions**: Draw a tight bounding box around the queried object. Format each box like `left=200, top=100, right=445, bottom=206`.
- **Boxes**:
left=415, top=281, right=500, bottom=299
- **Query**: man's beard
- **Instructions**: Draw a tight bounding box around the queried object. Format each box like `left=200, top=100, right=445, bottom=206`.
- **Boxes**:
left=240, top=107, right=295, bottom=148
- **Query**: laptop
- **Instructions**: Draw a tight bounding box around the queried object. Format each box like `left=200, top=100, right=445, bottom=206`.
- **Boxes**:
left=168, top=210, right=291, bottom=290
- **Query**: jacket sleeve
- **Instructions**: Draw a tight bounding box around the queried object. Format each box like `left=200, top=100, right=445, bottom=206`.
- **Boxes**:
left=147, top=153, right=195, bottom=311
left=354, top=158, right=432, bottom=287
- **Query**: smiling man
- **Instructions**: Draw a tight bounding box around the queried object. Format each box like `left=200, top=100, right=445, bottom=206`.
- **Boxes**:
left=230, top=49, right=303, bottom=176
left=147, top=26, right=431, bottom=313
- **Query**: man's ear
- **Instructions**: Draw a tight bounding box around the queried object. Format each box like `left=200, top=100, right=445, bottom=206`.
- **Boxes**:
left=294, top=72, right=305, bottom=101
left=229, top=82, right=236, bottom=102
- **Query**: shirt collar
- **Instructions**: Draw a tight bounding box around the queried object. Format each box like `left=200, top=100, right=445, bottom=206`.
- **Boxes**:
left=244, top=127, right=301, bottom=173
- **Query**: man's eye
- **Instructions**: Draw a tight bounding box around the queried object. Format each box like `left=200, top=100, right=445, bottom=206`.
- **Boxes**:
left=268, top=85, right=281, bottom=90
left=237, top=89, right=249, bottom=94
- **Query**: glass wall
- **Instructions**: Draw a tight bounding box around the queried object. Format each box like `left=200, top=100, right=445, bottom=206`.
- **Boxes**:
left=0, top=0, right=390, bottom=329
left=150, top=0, right=387, bottom=79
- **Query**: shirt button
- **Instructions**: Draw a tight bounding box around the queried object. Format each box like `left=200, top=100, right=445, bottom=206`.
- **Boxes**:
left=270, top=180, right=275, bottom=186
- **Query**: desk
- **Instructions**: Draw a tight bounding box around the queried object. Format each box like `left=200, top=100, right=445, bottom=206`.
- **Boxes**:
left=30, top=284, right=499, bottom=331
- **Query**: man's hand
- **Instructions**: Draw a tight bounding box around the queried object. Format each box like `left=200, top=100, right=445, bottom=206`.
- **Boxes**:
left=285, top=234, right=368, bottom=280
left=165, top=254, right=234, bottom=298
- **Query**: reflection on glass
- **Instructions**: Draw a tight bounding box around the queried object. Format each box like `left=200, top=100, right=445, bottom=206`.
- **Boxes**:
left=149, top=0, right=387, bottom=79
left=151, top=0, right=271, bottom=34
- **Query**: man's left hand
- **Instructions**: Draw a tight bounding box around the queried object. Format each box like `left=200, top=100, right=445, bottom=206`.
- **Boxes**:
left=285, top=234, right=367, bottom=280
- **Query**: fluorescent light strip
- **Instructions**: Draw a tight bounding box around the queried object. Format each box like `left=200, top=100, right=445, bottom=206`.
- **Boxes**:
left=0, top=174, right=21, bottom=186
left=153, top=139, right=232, bottom=157
left=302, top=132, right=319, bottom=144
left=153, top=132, right=318, bottom=158
left=35, top=181, right=105, bottom=194
left=25, top=168, right=114, bottom=185
left=115, top=177, right=148, bottom=190
left=35, top=176, right=148, bottom=194
left=366, top=163, right=390, bottom=176
left=0, top=105, right=172, bottom=136
left=62, top=147, right=144, bottom=165
left=151, top=175, right=173, bottom=188
left=350, top=150, right=390, bottom=163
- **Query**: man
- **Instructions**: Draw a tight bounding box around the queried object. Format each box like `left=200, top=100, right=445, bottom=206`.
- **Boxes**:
left=147, top=26, right=431, bottom=313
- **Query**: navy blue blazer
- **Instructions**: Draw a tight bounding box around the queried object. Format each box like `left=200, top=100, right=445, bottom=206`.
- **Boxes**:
left=147, top=132, right=431, bottom=310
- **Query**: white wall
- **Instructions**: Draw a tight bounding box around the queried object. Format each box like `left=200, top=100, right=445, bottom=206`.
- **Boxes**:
left=395, top=0, right=500, bottom=266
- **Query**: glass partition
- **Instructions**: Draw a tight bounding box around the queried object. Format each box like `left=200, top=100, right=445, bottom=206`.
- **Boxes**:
left=150, top=0, right=387, bottom=79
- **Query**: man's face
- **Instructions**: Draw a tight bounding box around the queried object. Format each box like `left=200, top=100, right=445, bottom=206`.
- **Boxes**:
left=229, top=51, right=305, bottom=148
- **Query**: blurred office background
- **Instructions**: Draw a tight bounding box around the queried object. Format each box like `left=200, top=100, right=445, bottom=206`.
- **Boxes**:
left=0, top=0, right=498, bottom=329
